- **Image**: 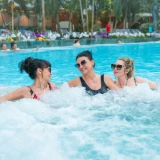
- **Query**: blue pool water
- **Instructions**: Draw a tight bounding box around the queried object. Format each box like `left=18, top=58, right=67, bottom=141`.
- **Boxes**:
left=0, top=42, right=160, bottom=160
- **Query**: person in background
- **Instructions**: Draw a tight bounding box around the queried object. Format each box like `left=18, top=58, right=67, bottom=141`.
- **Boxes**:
left=111, top=57, right=157, bottom=89
left=68, top=50, right=119, bottom=95
left=117, top=40, right=123, bottom=44
left=73, top=39, right=81, bottom=46
left=105, top=21, right=112, bottom=35
left=11, top=42, right=20, bottom=51
left=0, top=57, right=56, bottom=103
left=1, top=43, right=10, bottom=51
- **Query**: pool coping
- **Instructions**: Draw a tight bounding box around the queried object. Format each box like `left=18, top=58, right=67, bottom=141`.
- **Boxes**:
left=1, top=37, right=160, bottom=49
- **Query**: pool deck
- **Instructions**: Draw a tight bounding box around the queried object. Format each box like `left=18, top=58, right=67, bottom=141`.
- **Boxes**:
left=2, top=37, right=160, bottom=49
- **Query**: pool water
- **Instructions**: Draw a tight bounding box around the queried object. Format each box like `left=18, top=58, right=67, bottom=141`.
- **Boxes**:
left=0, top=42, right=160, bottom=160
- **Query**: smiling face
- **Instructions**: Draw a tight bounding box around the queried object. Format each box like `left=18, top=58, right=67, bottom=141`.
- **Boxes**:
left=113, top=60, right=126, bottom=79
left=76, top=56, right=94, bottom=75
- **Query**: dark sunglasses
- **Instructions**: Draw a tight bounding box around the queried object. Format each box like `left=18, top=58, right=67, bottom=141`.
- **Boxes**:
left=75, top=60, right=87, bottom=68
left=111, top=64, right=124, bottom=70
left=47, top=67, right=51, bottom=73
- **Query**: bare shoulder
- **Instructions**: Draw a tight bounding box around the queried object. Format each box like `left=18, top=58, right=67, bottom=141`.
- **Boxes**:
left=104, top=75, right=114, bottom=82
left=135, top=77, right=157, bottom=89
left=14, top=86, right=30, bottom=95
left=50, top=82, right=57, bottom=89
left=103, top=75, right=119, bottom=90
left=135, top=77, right=146, bottom=83
left=68, top=77, right=81, bottom=87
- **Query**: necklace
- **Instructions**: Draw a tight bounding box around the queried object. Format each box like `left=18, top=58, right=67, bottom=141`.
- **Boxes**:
left=119, top=79, right=128, bottom=88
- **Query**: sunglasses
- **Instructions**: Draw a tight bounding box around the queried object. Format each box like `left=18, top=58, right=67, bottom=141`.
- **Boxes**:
left=47, top=67, right=51, bottom=73
left=111, top=64, right=124, bottom=70
left=75, top=60, right=87, bottom=68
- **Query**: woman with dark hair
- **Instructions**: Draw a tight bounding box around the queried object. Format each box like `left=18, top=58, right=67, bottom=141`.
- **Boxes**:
left=73, top=39, right=80, bottom=46
left=111, top=57, right=157, bottom=89
left=0, top=57, right=56, bottom=103
left=68, top=50, right=119, bottom=95
left=11, top=42, right=20, bottom=51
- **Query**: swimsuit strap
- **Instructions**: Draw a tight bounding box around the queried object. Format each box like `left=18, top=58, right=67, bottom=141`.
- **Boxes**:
left=101, top=74, right=106, bottom=86
left=134, top=77, right=137, bottom=86
left=79, top=77, right=86, bottom=87
left=27, top=83, right=52, bottom=100
left=48, top=82, right=53, bottom=90
left=27, top=86, right=34, bottom=95
left=27, top=86, right=39, bottom=100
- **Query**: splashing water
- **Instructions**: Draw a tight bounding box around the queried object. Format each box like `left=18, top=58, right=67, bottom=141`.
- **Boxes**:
left=0, top=83, right=160, bottom=160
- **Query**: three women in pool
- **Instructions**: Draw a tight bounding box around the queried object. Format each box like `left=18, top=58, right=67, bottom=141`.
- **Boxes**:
left=68, top=50, right=119, bottom=95
left=0, top=57, right=56, bottom=103
left=0, top=52, right=157, bottom=103
left=111, top=57, right=157, bottom=89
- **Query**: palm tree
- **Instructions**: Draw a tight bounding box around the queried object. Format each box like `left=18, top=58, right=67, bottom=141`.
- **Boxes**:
left=79, top=0, right=85, bottom=32
left=45, top=0, right=63, bottom=35
left=63, top=0, right=78, bottom=32
left=91, top=0, right=94, bottom=37
left=85, top=0, right=89, bottom=32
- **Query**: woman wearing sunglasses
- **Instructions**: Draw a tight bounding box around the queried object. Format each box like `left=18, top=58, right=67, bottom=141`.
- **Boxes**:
left=0, top=57, right=56, bottom=103
left=68, top=50, right=119, bottom=95
left=111, top=57, right=157, bottom=89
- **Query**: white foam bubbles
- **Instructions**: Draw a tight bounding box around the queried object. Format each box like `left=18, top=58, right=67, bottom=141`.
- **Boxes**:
left=0, top=84, right=160, bottom=160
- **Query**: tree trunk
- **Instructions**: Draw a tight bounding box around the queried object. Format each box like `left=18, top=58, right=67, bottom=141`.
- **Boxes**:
left=91, top=0, right=94, bottom=38
left=79, top=0, right=84, bottom=32
left=68, top=11, right=72, bottom=32
left=42, top=0, right=46, bottom=31
left=56, top=14, right=62, bottom=36
left=1, top=12, right=5, bottom=27
left=85, top=0, right=89, bottom=32
left=114, top=19, right=118, bottom=30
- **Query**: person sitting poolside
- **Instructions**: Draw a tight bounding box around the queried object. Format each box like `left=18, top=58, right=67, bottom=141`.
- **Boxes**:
left=68, top=50, right=119, bottom=95
left=0, top=57, right=56, bottom=103
left=1, top=43, right=10, bottom=51
left=73, top=39, right=81, bottom=46
left=111, top=57, right=157, bottom=89
left=11, top=42, right=20, bottom=51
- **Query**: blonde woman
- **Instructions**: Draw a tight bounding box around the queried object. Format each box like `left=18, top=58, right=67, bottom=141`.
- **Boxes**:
left=111, top=57, right=157, bottom=89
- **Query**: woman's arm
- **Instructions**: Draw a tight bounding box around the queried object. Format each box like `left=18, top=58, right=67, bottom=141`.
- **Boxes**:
left=68, top=78, right=81, bottom=87
left=0, top=87, right=28, bottom=103
left=136, top=77, right=157, bottom=89
left=104, top=75, right=120, bottom=90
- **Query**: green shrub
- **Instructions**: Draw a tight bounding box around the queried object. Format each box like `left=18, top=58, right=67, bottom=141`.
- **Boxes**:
left=139, top=23, right=153, bottom=33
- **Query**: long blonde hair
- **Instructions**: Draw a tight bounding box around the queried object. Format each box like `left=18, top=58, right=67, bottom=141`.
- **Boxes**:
left=118, top=57, right=134, bottom=78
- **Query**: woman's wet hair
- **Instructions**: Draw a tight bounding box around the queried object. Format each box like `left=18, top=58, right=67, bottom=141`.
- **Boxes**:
left=118, top=57, right=134, bottom=78
left=11, top=42, right=16, bottom=49
left=19, top=57, right=51, bottom=79
left=76, top=50, right=95, bottom=67
left=74, top=39, right=79, bottom=43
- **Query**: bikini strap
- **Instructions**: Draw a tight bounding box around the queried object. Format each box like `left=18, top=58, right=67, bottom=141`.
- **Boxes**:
left=27, top=86, right=34, bottom=95
left=48, top=82, right=52, bottom=90
left=134, top=77, right=137, bottom=86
